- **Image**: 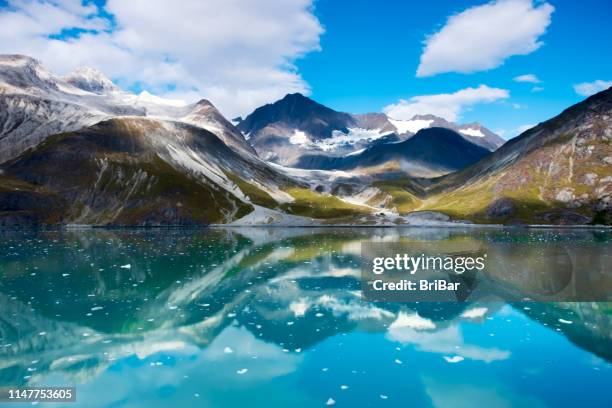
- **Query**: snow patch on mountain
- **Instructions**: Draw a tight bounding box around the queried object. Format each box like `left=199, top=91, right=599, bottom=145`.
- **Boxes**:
left=289, top=130, right=310, bottom=145
left=135, top=91, right=187, bottom=107
left=323, top=127, right=393, bottom=151
left=388, top=118, right=433, bottom=134
left=459, top=127, right=485, bottom=137
left=63, top=67, right=120, bottom=95
left=347, top=148, right=366, bottom=156
left=289, top=127, right=393, bottom=152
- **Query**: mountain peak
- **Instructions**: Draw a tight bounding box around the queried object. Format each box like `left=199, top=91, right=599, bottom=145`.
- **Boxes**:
left=276, top=92, right=324, bottom=110
left=281, top=92, right=309, bottom=101
left=196, top=98, right=213, bottom=105
left=63, top=66, right=119, bottom=95
left=238, top=92, right=353, bottom=140
left=0, top=54, right=43, bottom=69
left=0, top=54, right=58, bottom=94
left=411, top=114, right=446, bottom=122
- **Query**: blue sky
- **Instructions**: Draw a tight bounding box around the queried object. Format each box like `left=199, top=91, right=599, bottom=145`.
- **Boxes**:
left=296, top=0, right=612, bottom=137
left=0, top=0, right=610, bottom=139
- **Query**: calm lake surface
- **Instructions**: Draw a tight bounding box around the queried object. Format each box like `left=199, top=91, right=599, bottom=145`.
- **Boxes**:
left=0, top=227, right=610, bottom=408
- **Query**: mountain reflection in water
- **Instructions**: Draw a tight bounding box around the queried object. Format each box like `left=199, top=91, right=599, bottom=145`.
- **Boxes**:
left=0, top=227, right=610, bottom=408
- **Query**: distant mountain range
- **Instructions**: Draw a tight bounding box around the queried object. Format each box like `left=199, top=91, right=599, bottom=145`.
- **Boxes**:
left=0, top=55, right=610, bottom=226
left=237, top=92, right=504, bottom=167
left=295, top=127, right=491, bottom=178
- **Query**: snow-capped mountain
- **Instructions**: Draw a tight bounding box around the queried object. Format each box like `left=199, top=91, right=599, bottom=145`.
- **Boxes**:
left=0, top=54, right=253, bottom=163
left=0, top=55, right=304, bottom=225
left=237, top=93, right=503, bottom=167
left=237, top=93, right=397, bottom=166
left=296, top=127, right=491, bottom=178
left=387, top=114, right=505, bottom=151
left=0, top=55, right=608, bottom=226
left=63, top=66, right=122, bottom=95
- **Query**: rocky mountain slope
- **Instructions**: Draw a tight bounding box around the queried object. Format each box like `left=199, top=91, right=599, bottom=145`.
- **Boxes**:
left=394, top=114, right=504, bottom=151
left=237, top=93, right=503, bottom=167
left=0, top=56, right=376, bottom=226
left=0, top=55, right=254, bottom=163
left=403, top=88, right=612, bottom=224
left=0, top=116, right=301, bottom=226
left=0, top=55, right=609, bottom=226
left=295, top=127, right=491, bottom=178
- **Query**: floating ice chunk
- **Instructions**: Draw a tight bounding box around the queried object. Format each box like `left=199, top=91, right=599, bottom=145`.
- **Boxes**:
left=289, top=298, right=310, bottom=317
left=394, top=359, right=402, bottom=365
left=460, top=307, right=488, bottom=319
left=120, top=264, right=131, bottom=269
left=236, top=368, right=248, bottom=375
left=443, top=355, right=464, bottom=363
left=224, top=347, right=234, bottom=354
left=326, top=398, right=336, bottom=406
left=389, top=312, right=436, bottom=330
left=90, top=306, right=103, bottom=311
left=558, top=318, right=573, bottom=324
left=340, top=385, right=349, bottom=390
left=380, top=394, right=388, bottom=400
left=459, top=128, right=485, bottom=137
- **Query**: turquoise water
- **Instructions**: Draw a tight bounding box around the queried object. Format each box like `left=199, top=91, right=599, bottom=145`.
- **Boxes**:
left=0, top=227, right=610, bottom=407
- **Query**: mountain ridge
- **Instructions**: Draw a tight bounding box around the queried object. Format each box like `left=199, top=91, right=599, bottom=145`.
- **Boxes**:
left=0, top=55, right=609, bottom=226
left=237, top=92, right=503, bottom=166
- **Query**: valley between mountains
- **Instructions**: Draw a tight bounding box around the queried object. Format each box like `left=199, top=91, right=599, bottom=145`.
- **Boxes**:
left=0, top=55, right=610, bottom=227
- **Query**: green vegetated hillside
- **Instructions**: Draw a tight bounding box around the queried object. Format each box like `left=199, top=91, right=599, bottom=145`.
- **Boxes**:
left=371, top=88, right=612, bottom=225
left=0, top=55, right=610, bottom=227
left=0, top=116, right=373, bottom=226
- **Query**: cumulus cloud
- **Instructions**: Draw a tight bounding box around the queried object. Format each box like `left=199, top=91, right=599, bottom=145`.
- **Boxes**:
left=573, top=80, right=612, bottom=97
left=514, top=74, right=541, bottom=83
left=416, top=0, right=554, bottom=77
left=383, top=85, right=509, bottom=122
left=0, top=0, right=323, bottom=117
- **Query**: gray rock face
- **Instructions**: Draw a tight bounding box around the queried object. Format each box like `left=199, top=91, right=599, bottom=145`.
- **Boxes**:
left=297, top=127, right=491, bottom=179
left=403, top=211, right=451, bottom=222
left=409, top=114, right=505, bottom=151
left=584, top=173, right=599, bottom=185
left=539, top=211, right=591, bottom=225
left=556, top=188, right=576, bottom=203
left=0, top=55, right=254, bottom=164
left=485, top=197, right=517, bottom=219
left=238, top=93, right=503, bottom=168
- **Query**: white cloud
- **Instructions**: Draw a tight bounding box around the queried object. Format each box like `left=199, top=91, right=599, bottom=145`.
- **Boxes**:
left=416, top=0, right=554, bottom=77
left=383, top=85, right=509, bottom=122
left=514, top=74, right=541, bottom=83
left=573, top=80, right=612, bottom=97
left=0, top=0, right=323, bottom=117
